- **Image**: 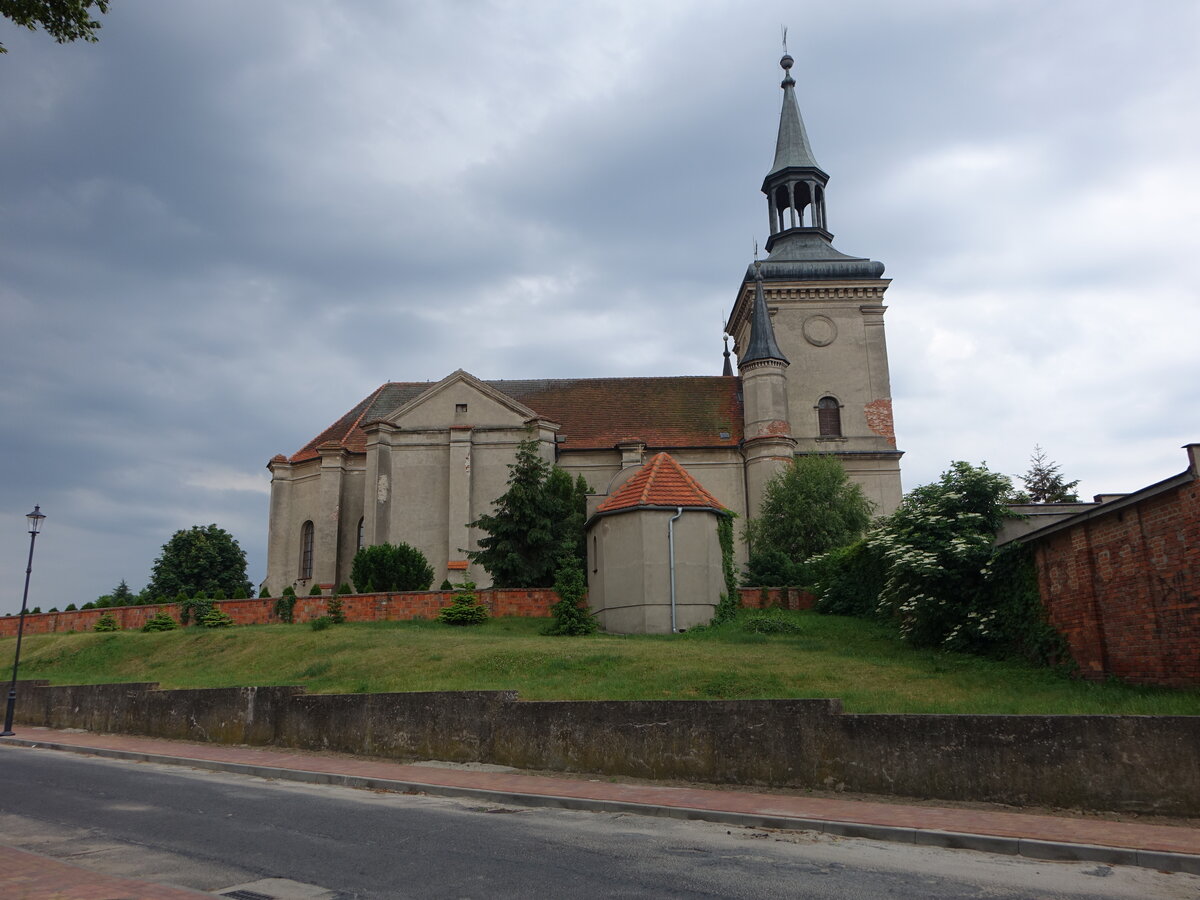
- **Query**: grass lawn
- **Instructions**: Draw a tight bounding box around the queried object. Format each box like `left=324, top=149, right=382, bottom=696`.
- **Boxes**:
left=6, top=611, right=1198, bottom=716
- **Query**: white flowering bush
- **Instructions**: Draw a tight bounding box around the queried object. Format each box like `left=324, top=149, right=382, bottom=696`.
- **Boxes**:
left=869, top=462, right=1018, bottom=650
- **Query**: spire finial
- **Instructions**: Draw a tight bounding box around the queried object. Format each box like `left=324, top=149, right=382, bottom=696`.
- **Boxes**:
left=780, top=25, right=795, bottom=86
left=722, top=333, right=733, bottom=376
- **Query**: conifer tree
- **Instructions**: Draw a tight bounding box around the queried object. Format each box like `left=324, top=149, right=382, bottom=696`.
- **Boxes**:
left=467, top=437, right=588, bottom=587
left=1020, top=445, right=1081, bottom=503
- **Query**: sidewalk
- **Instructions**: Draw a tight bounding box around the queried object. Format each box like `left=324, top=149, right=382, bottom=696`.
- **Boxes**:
left=3, top=726, right=1199, bottom=886
left=0, top=843, right=211, bottom=899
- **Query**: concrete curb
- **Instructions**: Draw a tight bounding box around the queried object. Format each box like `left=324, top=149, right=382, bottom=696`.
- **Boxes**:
left=5, top=737, right=1198, bottom=876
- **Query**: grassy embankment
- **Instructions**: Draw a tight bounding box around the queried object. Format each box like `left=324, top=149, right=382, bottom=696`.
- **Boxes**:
left=6, top=611, right=1198, bottom=716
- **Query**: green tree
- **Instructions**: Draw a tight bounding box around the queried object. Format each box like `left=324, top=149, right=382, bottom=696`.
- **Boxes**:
left=1019, top=445, right=1081, bottom=503
left=350, top=542, right=434, bottom=593
left=1, top=1, right=110, bottom=54
left=145, top=524, right=252, bottom=600
left=542, top=560, right=597, bottom=636
left=110, top=579, right=136, bottom=605
left=871, top=461, right=1020, bottom=648
left=468, top=437, right=588, bottom=588
left=743, top=454, right=875, bottom=586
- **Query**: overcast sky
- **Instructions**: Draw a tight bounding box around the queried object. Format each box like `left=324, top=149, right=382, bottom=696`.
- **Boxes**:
left=1, top=1, right=1197, bottom=611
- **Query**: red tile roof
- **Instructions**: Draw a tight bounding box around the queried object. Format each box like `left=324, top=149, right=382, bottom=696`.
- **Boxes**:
left=287, top=377, right=742, bottom=463
left=595, top=452, right=728, bottom=514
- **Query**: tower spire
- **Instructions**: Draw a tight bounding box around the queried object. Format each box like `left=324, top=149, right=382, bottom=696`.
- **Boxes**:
left=762, top=51, right=831, bottom=251
left=768, top=52, right=822, bottom=177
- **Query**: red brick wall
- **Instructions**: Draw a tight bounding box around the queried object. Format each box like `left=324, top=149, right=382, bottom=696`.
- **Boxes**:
left=0, top=588, right=559, bottom=636
left=739, top=586, right=816, bottom=610
left=1032, top=477, right=1199, bottom=686
left=0, top=586, right=815, bottom=637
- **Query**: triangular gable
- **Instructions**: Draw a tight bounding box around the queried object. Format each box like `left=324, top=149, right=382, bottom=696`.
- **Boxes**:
left=594, top=453, right=727, bottom=515
left=383, top=369, right=547, bottom=429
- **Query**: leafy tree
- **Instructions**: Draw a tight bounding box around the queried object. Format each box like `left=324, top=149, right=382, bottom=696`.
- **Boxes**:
left=1019, top=445, right=1081, bottom=503
left=145, top=524, right=252, bottom=601
left=350, top=542, right=434, bottom=593
left=743, top=454, right=876, bottom=586
left=0, top=1, right=110, bottom=54
left=467, top=437, right=589, bottom=588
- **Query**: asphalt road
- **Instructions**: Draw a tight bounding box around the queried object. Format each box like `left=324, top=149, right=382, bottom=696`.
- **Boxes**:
left=0, top=746, right=1195, bottom=899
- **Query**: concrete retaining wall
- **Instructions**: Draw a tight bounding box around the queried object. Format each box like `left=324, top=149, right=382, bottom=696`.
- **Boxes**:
left=12, top=680, right=1198, bottom=815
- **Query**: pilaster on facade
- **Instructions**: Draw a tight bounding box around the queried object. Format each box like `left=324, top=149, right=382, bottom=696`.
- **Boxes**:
left=448, top=426, right=473, bottom=579
left=315, top=443, right=350, bottom=588
left=362, top=420, right=397, bottom=548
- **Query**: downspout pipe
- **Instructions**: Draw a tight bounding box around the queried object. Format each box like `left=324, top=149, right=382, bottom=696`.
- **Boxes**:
left=668, top=507, right=683, bottom=633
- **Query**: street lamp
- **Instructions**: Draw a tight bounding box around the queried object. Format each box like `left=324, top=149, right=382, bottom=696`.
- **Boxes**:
left=1, top=506, right=45, bottom=737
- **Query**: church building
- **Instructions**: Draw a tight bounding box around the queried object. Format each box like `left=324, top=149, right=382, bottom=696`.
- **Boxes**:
left=264, top=52, right=904, bottom=599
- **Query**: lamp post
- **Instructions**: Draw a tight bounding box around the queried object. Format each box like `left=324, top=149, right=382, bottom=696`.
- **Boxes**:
left=1, top=506, right=45, bottom=736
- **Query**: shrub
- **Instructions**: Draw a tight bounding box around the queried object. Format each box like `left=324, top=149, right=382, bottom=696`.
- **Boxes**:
left=210, top=587, right=227, bottom=601
left=200, top=608, right=234, bottom=628
left=180, top=593, right=213, bottom=627
left=93, top=613, right=119, bottom=632
left=80, top=602, right=95, bottom=610
left=439, top=579, right=453, bottom=591
left=141, top=612, right=178, bottom=632
left=350, top=543, right=434, bottom=594
left=338, top=583, right=352, bottom=595
left=437, top=582, right=488, bottom=626
left=543, top=561, right=597, bottom=636
left=29, top=606, right=41, bottom=615
left=309, top=583, right=323, bottom=595
left=64, top=603, right=78, bottom=612
left=741, top=610, right=804, bottom=635
left=310, top=615, right=333, bottom=631
left=274, top=587, right=296, bottom=624
left=326, top=594, right=345, bottom=625
left=258, top=585, right=271, bottom=598
left=808, top=539, right=888, bottom=618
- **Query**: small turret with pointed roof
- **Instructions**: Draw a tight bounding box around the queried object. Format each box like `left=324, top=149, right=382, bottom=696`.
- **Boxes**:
left=739, top=259, right=788, bottom=366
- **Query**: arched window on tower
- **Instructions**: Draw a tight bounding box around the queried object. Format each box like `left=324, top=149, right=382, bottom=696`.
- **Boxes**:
left=817, top=396, right=843, bottom=437
left=357, top=518, right=365, bottom=552
left=299, top=520, right=314, bottom=580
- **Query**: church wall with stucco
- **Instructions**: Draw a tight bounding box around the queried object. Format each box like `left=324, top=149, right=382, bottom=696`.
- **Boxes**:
left=263, top=51, right=905, bottom=611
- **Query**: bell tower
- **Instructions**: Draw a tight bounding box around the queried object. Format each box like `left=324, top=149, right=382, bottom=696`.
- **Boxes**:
left=728, top=52, right=903, bottom=515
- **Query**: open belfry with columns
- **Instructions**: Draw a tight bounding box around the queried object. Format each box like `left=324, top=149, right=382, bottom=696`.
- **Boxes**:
left=265, top=52, right=904, bottom=632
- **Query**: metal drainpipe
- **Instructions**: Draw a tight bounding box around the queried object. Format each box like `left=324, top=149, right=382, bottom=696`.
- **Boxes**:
left=668, top=507, right=684, bottom=633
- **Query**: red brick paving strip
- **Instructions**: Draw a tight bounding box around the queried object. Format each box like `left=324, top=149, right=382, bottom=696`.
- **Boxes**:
left=7, top=728, right=1200, bottom=857
left=0, top=843, right=211, bottom=899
